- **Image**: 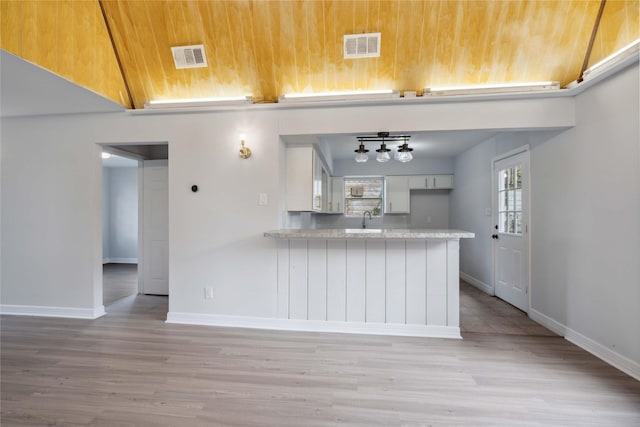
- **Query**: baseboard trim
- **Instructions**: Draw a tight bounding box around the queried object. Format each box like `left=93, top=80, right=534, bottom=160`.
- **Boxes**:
left=0, top=304, right=106, bottom=319
left=166, top=312, right=461, bottom=339
left=528, top=308, right=567, bottom=336
left=565, top=328, right=640, bottom=382
left=460, top=272, right=493, bottom=295
left=103, top=258, right=138, bottom=264
left=529, top=308, right=639, bottom=381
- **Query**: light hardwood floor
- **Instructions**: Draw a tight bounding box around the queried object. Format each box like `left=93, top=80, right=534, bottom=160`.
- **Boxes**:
left=102, top=263, right=139, bottom=306
left=1, top=277, right=639, bottom=426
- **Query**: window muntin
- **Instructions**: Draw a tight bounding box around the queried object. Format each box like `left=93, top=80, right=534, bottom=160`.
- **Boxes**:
left=498, top=166, right=522, bottom=234
left=344, top=177, right=383, bottom=217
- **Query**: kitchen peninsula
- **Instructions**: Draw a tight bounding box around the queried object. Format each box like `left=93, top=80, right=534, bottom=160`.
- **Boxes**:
left=264, top=228, right=474, bottom=338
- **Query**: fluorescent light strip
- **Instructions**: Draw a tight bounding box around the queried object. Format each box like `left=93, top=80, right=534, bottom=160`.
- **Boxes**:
left=583, top=39, right=640, bottom=80
left=424, top=81, right=560, bottom=96
left=279, top=89, right=399, bottom=103
left=145, top=96, right=253, bottom=109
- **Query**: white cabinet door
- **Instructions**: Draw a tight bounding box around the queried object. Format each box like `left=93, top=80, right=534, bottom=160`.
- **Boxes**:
left=385, top=176, right=410, bottom=214
left=426, top=174, right=454, bottom=189
left=409, top=175, right=428, bottom=190
left=329, top=176, right=344, bottom=213
left=286, top=147, right=330, bottom=212
left=312, top=151, right=323, bottom=211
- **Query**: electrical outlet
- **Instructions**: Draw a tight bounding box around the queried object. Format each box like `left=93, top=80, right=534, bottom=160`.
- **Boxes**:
left=204, top=287, right=214, bottom=300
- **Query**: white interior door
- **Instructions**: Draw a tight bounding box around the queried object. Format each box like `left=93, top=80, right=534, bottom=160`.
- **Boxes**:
left=493, top=150, right=529, bottom=312
left=141, top=160, right=169, bottom=295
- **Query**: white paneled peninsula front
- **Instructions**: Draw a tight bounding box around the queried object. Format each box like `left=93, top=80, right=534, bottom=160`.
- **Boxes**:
left=264, top=229, right=474, bottom=339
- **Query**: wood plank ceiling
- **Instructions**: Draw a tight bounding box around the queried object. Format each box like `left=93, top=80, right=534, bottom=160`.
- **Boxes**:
left=2, top=1, right=639, bottom=110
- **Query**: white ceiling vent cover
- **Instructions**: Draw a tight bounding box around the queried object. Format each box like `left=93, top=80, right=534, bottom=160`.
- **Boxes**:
left=171, top=44, right=208, bottom=69
left=344, top=33, right=381, bottom=59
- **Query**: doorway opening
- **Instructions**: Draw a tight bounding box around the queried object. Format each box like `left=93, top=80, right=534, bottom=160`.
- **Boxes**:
left=99, top=142, right=169, bottom=308
left=102, top=152, right=139, bottom=305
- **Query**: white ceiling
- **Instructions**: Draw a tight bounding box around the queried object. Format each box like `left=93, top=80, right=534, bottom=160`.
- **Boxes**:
left=102, top=154, right=138, bottom=167
left=317, top=130, right=499, bottom=161
left=1, top=50, right=124, bottom=118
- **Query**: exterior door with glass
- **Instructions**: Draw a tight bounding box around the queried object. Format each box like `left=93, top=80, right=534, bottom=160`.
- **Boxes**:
left=493, top=150, right=529, bottom=312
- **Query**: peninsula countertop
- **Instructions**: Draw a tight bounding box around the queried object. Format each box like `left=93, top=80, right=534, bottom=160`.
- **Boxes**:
left=264, top=228, right=475, bottom=240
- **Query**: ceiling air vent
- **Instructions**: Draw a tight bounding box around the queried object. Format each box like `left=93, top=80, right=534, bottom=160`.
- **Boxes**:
left=344, top=33, right=381, bottom=59
left=171, top=44, right=207, bottom=69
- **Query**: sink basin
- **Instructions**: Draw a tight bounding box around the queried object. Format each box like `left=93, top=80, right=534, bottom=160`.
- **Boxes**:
left=345, top=228, right=383, bottom=234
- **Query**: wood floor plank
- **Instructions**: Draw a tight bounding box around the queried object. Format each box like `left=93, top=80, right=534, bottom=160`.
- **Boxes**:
left=1, top=272, right=638, bottom=426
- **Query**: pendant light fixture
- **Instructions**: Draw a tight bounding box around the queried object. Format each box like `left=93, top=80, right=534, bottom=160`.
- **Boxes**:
left=355, top=132, right=412, bottom=163
left=354, top=142, right=369, bottom=162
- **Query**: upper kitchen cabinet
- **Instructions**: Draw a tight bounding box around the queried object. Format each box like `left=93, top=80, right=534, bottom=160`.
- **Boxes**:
left=385, top=176, right=410, bottom=214
left=409, top=175, right=454, bottom=190
left=286, top=146, right=329, bottom=212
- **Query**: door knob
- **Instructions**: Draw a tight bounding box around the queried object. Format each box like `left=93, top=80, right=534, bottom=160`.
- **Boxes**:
left=492, top=234, right=499, bottom=239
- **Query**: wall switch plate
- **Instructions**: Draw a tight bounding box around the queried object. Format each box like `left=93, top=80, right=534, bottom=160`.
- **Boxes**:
left=259, top=193, right=268, bottom=206
left=204, top=287, right=214, bottom=299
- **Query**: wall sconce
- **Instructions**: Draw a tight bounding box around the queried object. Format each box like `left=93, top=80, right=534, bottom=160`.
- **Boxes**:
left=239, top=134, right=251, bottom=159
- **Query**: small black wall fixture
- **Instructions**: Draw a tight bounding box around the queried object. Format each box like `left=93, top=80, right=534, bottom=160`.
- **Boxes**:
left=191, top=185, right=198, bottom=193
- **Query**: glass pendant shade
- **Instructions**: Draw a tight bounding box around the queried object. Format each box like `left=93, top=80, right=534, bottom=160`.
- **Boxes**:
left=376, top=151, right=391, bottom=162
left=354, top=142, right=369, bottom=162
left=398, top=151, right=413, bottom=162
left=375, top=143, right=391, bottom=162
left=355, top=152, right=369, bottom=162
left=397, top=142, right=414, bottom=162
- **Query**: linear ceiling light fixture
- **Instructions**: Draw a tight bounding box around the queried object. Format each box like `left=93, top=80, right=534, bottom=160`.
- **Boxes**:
left=355, top=132, right=412, bottom=163
left=279, top=89, right=399, bottom=103
left=582, top=39, right=640, bottom=81
left=144, top=96, right=253, bottom=109
left=424, top=81, right=560, bottom=96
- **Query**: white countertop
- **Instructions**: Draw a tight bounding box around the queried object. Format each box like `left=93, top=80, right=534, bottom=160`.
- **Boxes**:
left=264, top=228, right=475, bottom=240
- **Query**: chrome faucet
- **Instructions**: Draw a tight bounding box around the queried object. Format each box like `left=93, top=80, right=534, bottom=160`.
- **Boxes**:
left=362, top=210, right=372, bottom=228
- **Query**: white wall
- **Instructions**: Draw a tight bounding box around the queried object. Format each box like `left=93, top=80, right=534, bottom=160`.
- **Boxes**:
left=1, top=118, right=102, bottom=309
left=449, top=131, right=553, bottom=287
left=450, top=63, right=640, bottom=375
left=1, top=93, right=574, bottom=319
left=103, top=166, right=138, bottom=262
left=531, top=64, right=639, bottom=371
